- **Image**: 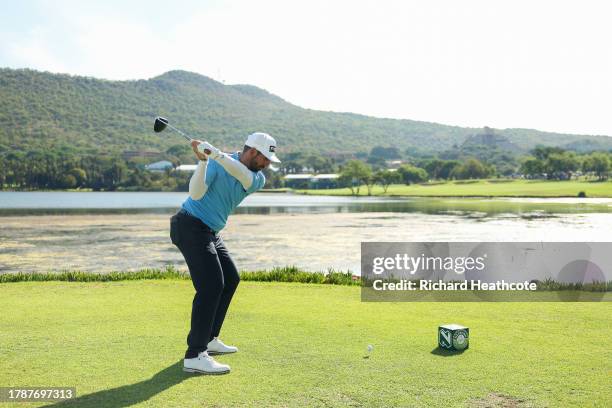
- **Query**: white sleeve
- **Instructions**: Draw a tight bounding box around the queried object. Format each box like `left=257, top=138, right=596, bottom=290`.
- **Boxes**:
left=215, top=153, right=254, bottom=190
left=189, top=160, right=209, bottom=200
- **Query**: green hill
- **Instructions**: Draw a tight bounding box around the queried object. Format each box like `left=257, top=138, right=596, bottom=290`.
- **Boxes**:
left=1, top=68, right=611, bottom=156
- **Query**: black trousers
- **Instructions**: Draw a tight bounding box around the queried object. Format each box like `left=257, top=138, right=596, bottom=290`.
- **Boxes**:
left=170, top=209, right=240, bottom=359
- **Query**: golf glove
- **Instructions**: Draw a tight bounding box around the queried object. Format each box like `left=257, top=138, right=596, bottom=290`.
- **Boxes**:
left=198, top=142, right=222, bottom=160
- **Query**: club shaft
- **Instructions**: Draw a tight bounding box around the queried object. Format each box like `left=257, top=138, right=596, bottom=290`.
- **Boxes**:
left=156, top=117, right=211, bottom=154
left=166, top=123, right=193, bottom=142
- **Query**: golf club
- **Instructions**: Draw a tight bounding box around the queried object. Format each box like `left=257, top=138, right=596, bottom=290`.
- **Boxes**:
left=153, top=116, right=211, bottom=154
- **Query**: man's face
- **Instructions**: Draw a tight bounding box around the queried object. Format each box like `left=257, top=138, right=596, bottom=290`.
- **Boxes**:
left=244, top=147, right=271, bottom=171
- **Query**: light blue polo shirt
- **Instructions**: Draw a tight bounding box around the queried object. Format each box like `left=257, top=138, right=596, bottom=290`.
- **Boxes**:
left=181, top=152, right=266, bottom=232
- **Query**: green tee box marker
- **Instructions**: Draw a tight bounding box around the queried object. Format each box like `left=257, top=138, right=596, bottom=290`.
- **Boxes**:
left=438, top=324, right=469, bottom=351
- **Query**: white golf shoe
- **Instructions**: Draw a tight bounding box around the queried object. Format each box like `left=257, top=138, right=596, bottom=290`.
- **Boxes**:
left=207, top=337, right=238, bottom=355
left=183, top=351, right=230, bottom=375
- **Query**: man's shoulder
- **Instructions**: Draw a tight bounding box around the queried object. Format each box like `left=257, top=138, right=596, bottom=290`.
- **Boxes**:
left=231, top=151, right=261, bottom=176
left=254, top=169, right=265, bottom=188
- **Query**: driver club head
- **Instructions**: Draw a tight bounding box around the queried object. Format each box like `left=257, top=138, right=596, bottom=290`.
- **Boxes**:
left=153, top=116, right=169, bottom=133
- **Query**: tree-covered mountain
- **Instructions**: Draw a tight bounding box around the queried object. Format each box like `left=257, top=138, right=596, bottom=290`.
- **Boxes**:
left=1, top=68, right=611, bottom=157
left=460, top=127, right=523, bottom=153
left=431, top=127, right=524, bottom=175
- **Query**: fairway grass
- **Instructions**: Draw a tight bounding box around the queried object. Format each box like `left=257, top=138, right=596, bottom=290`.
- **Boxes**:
left=0, top=280, right=610, bottom=407
left=297, top=179, right=612, bottom=197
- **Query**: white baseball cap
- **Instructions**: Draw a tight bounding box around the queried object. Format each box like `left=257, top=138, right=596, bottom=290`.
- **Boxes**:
left=245, top=132, right=281, bottom=163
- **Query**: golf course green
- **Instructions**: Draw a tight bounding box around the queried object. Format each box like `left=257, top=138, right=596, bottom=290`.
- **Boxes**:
left=1, top=279, right=610, bottom=407
left=297, top=179, right=612, bottom=197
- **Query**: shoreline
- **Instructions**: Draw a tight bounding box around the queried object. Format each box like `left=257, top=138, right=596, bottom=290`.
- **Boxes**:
left=1, top=267, right=610, bottom=293
left=296, top=193, right=612, bottom=198
left=3, top=179, right=612, bottom=197
left=294, top=179, right=612, bottom=198
left=2, top=191, right=612, bottom=199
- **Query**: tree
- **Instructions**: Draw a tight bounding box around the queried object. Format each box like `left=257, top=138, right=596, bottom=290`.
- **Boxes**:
left=440, top=161, right=461, bottom=179
left=59, top=174, right=77, bottom=189
left=450, top=158, right=493, bottom=180
left=338, top=160, right=372, bottom=195
left=366, top=155, right=387, bottom=171
left=374, top=170, right=401, bottom=193
left=520, top=157, right=544, bottom=178
left=532, top=146, right=565, bottom=161
left=418, top=159, right=445, bottom=179
left=281, top=152, right=307, bottom=174
left=397, top=164, right=428, bottom=185
left=166, top=144, right=190, bottom=157
left=67, top=168, right=87, bottom=187
left=370, top=146, right=401, bottom=159
left=418, top=159, right=461, bottom=180
left=545, top=152, right=578, bottom=179
left=306, top=154, right=335, bottom=173
left=582, top=152, right=610, bottom=180
left=103, top=161, right=128, bottom=190
left=125, top=167, right=152, bottom=190
left=263, top=167, right=284, bottom=188
left=364, top=175, right=377, bottom=196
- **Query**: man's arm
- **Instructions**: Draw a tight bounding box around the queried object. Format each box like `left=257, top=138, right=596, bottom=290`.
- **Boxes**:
left=189, top=159, right=209, bottom=200
left=200, top=142, right=254, bottom=190
left=188, top=140, right=217, bottom=200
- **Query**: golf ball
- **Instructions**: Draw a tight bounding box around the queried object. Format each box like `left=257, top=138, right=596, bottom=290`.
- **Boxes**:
left=367, top=345, right=373, bottom=352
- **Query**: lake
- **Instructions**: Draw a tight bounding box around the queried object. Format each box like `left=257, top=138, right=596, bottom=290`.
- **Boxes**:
left=1, top=191, right=611, bottom=274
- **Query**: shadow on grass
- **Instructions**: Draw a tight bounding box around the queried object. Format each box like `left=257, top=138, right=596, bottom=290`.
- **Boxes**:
left=42, top=360, right=193, bottom=408
left=430, top=347, right=466, bottom=356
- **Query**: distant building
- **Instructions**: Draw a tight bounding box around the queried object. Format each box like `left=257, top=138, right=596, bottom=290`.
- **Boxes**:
left=524, top=173, right=547, bottom=180
left=175, top=164, right=198, bottom=172
left=145, top=160, right=173, bottom=172
left=310, top=174, right=340, bottom=189
left=283, top=174, right=312, bottom=189
left=284, top=174, right=339, bottom=189
left=284, top=174, right=312, bottom=180
left=385, top=160, right=403, bottom=169
left=122, top=150, right=161, bottom=159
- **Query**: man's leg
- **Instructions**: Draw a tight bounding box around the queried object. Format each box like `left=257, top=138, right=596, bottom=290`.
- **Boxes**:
left=210, top=235, right=240, bottom=339
left=176, top=222, right=225, bottom=359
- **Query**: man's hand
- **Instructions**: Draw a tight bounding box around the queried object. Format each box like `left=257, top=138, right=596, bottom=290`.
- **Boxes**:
left=191, top=140, right=209, bottom=161
left=199, top=141, right=223, bottom=160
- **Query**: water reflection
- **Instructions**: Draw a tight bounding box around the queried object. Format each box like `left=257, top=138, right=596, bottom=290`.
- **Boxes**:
left=1, top=211, right=611, bottom=275
left=1, top=192, right=611, bottom=275
left=1, top=192, right=611, bottom=218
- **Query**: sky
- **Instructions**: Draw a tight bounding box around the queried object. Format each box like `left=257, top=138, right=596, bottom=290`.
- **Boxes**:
left=1, top=0, right=611, bottom=136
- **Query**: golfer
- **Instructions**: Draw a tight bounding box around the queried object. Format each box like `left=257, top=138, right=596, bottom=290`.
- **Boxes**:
left=170, top=132, right=280, bottom=374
